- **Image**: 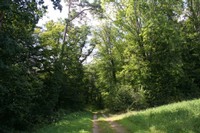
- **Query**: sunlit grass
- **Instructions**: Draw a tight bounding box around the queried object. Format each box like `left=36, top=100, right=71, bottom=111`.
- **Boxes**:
left=116, top=99, right=200, bottom=133
left=107, top=111, right=136, bottom=121
left=34, top=111, right=93, bottom=133
left=32, top=99, right=200, bottom=133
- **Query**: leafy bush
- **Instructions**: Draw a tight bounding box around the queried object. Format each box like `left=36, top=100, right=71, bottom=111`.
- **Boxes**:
left=105, top=85, right=147, bottom=112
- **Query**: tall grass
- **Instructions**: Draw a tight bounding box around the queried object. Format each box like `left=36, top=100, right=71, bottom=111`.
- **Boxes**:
left=34, top=111, right=93, bottom=133
left=118, top=99, right=200, bottom=133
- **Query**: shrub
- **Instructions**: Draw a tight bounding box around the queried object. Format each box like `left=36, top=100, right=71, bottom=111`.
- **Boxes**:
left=106, top=85, right=147, bottom=112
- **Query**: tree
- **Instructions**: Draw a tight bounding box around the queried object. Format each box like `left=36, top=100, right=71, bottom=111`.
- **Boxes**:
left=97, top=0, right=200, bottom=107
left=0, top=0, right=65, bottom=131
left=178, top=0, right=200, bottom=99
left=0, top=0, right=46, bottom=131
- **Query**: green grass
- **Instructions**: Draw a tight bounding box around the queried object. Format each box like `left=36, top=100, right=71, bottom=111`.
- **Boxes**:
left=30, top=99, right=200, bottom=133
left=34, top=111, right=93, bottom=133
left=117, top=99, right=200, bottom=133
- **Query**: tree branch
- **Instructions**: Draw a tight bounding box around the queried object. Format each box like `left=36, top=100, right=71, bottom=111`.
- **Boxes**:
left=69, top=7, right=94, bottom=23
left=61, top=7, right=94, bottom=60
left=80, top=45, right=95, bottom=63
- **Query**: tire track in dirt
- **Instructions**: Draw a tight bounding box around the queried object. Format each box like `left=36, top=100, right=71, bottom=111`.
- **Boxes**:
left=93, top=112, right=128, bottom=133
left=93, top=113, right=100, bottom=133
left=102, top=114, right=128, bottom=133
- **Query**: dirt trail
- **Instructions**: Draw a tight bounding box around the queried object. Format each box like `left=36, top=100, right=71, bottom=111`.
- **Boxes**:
left=93, top=113, right=100, bottom=133
left=93, top=112, right=128, bottom=133
left=102, top=114, right=128, bottom=133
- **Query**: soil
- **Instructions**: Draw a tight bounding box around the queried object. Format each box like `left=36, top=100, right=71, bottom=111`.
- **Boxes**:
left=93, top=113, right=100, bottom=133
left=93, top=113, right=128, bottom=133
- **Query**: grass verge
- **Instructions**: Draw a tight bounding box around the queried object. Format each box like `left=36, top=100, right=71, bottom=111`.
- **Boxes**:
left=117, top=99, right=200, bottom=133
left=34, top=111, right=93, bottom=133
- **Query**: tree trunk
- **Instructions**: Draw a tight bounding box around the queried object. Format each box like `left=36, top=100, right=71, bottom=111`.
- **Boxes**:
left=0, top=12, right=4, bottom=30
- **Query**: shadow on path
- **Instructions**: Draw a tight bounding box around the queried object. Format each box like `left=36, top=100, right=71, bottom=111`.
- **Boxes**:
left=93, top=113, right=100, bottom=133
left=93, top=112, right=128, bottom=133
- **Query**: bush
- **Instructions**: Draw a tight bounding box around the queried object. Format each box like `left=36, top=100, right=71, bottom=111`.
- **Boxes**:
left=105, top=85, right=147, bottom=112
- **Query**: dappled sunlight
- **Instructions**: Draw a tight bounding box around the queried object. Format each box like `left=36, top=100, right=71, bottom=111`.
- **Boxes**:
left=118, top=99, right=200, bottom=133
left=148, top=126, right=163, bottom=133
left=34, top=112, right=92, bottom=133
left=95, top=112, right=129, bottom=133
left=108, top=111, right=137, bottom=121
left=79, top=129, right=90, bottom=133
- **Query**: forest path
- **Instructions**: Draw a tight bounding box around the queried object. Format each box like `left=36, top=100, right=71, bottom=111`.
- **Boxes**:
left=93, top=113, right=100, bottom=133
left=93, top=112, right=128, bottom=133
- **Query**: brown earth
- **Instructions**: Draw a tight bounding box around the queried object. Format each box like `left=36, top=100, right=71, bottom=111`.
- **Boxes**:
left=93, top=113, right=128, bottom=133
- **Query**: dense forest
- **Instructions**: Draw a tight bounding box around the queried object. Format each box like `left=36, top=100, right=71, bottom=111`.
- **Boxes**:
left=0, top=0, right=200, bottom=132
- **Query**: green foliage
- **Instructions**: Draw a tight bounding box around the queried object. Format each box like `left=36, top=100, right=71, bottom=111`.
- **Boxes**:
left=83, top=64, right=103, bottom=109
left=0, top=0, right=47, bottom=131
left=118, top=99, right=200, bottom=133
left=105, top=85, right=147, bottom=112
left=94, top=0, right=200, bottom=109
left=35, top=20, right=93, bottom=110
left=34, top=111, right=93, bottom=133
left=0, top=0, right=96, bottom=131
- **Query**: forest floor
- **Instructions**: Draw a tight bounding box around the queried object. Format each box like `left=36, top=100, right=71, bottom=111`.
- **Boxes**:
left=92, top=112, right=128, bottom=133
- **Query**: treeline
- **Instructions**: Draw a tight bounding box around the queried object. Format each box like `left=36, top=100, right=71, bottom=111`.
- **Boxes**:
left=0, top=0, right=97, bottom=132
left=89, top=0, right=200, bottom=111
